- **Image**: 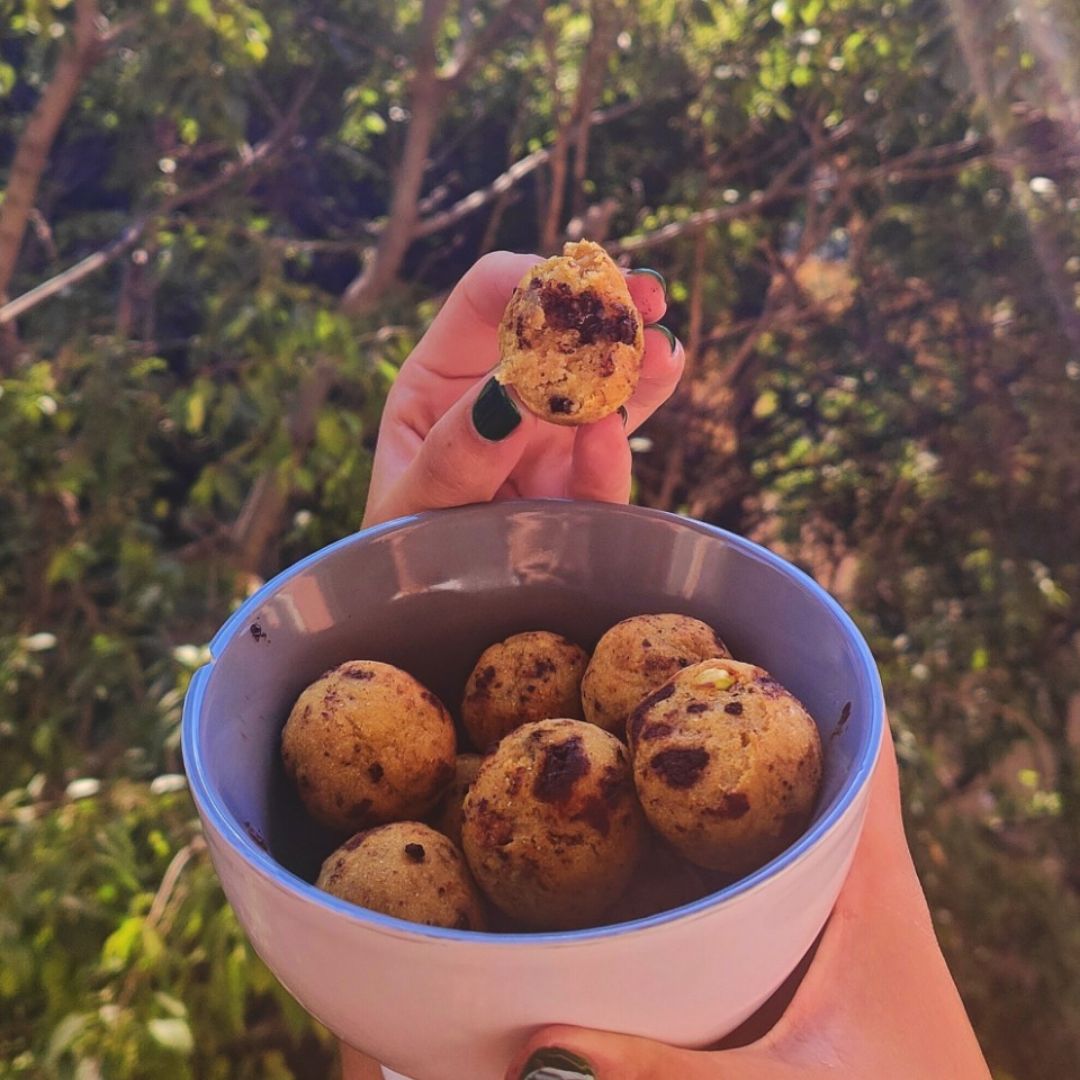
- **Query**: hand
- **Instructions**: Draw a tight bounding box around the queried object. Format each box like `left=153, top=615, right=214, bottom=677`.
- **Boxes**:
left=361, top=252, right=681, bottom=528
left=507, top=733, right=992, bottom=1080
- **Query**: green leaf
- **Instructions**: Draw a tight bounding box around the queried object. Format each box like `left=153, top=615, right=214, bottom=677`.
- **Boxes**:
left=102, top=916, right=144, bottom=968
left=154, top=991, right=188, bottom=1018
left=186, top=391, right=206, bottom=434
left=147, top=1017, right=194, bottom=1055
left=47, top=1013, right=90, bottom=1064
left=753, top=390, right=779, bottom=419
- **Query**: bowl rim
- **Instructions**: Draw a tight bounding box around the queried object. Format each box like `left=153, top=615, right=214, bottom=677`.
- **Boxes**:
left=182, top=499, right=885, bottom=945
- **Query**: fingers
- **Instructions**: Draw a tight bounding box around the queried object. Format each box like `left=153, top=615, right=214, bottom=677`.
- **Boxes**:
left=625, top=268, right=668, bottom=325
left=568, top=413, right=632, bottom=503
left=407, top=251, right=543, bottom=381
left=507, top=1026, right=779, bottom=1080
left=624, top=325, right=686, bottom=432
left=362, top=377, right=536, bottom=526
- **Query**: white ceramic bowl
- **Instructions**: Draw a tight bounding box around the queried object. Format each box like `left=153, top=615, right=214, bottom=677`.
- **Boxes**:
left=182, top=501, right=884, bottom=1079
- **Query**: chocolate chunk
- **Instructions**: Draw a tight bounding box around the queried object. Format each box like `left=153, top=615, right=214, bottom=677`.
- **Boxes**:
left=533, top=736, right=591, bottom=803
left=473, top=665, right=497, bottom=692
left=705, top=792, right=750, bottom=819
left=367, top=762, right=384, bottom=782
left=724, top=701, right=743, bottom=715
left=404, top=842, right=426, bottom=863
left=244, top=822, right=268, bottom=850
left=538, top=282, right=638, bottom=346
left=686, top=702, right=709, bottom=714
left=548, top=395, right=576, bottom=415
left=572, top=795, right=611, bottom=837
left=249, top=622, right=267, bottom=642
left=627, top=682, right=677, bottom=741
left=525, top=657, right=556, bottom=678
left=343, top=665, right=374, bottom=680
left=640, top=721, right=674, bottom=741
left=343, top=830, right=369, bottom=851
left=831, top=701, right=852, bottom=741
left=649, top=747, right=710, bottom=789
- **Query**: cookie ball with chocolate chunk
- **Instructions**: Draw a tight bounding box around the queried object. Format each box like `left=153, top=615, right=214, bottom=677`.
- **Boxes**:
left=581, top=613, right=731, bottom=736
left=461, top=631, right=589, bottom=751
left=316, top=822, right=487, bottom=931
left=496, top=240, right=644, bottom=425
left=429, top=753, right=484, bottom=850
left=461, top=718, right=644, bottom=930
left=628, top=659, right=822, bottom=877
left=281, top=661, right=456, bottom=834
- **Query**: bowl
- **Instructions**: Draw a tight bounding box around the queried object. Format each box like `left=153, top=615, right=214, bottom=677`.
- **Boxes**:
left=182, top=500, right=884, bottom=1080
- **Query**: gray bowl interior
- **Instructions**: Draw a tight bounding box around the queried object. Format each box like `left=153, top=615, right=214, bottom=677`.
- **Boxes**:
left=191, top=501, right=879, bottom=895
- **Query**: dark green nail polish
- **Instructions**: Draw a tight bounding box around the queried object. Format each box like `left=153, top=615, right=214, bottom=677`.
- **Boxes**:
left=650, top=323, right=678, bottom=353
left=518, top=1046, right=595, bottom=1080
left=629, top=267, right=666, bottom=294
left=473, top=377, right=521, bottom=441
left=617, top=405, right=629, bottom=427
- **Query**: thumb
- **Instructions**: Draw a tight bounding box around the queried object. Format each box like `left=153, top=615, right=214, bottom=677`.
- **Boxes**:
left=506, top=1025, right=787, bottom=1080
left=364, top=376, right=535, bottom=526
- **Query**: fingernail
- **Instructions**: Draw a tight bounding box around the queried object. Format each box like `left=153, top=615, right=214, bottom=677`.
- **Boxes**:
left=649, top=323, right=678, bottom=354
left=629, top=267, right=666, bottom=294
left=473, top=377, right=521, bottom=441
left=518, top=1046, right=595, bottom=1080
left=617, top=405, right=629, bottom=427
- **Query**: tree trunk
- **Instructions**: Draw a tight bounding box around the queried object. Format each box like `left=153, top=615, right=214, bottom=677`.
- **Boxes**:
left=0, top=0, right=106, bottom=304
left=340, top=0, right=449, bottom=315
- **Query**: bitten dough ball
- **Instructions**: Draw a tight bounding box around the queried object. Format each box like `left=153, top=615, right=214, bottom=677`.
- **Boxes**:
left=496, top=240, right=645, bottom=425
left=429, top=753, right=484, bottom=850
left=628, top=659, right=823, bottom=876
left=281, top=660, right=456, bottom=834
left=581, top=614, right=731, bottom=736
left=316, top=822, right=487, bottom=931
left=461, top=631, right=589, bottom=751
left=462, top=719, right=644, bottom=930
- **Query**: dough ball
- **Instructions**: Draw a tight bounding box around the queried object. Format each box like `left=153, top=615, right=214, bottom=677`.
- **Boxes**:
left=581, top=614, right=730, bottom=735
left=462, top=631, right=589, bottom=751
left=627, top=659, right=822, bottom=876
left=281, top=660, right=456, bottom=833
left=496, top=240, right=644, bottom=425
left=429, top=753, right=484, bottom=850
left=316, top=822, right=487, bottom=931
left=462, top=719, right=644, bottom=930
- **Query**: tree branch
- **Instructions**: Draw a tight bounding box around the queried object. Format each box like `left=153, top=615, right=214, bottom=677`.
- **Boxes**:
left=0, top=80, right=314, bottom=327
left=413, top=100, right=640, bottom=240
left=609, top=125, right=990, bottom=256
left=0, top=0, right=114, bottom=303
left=441, top=0, right=532, bottom=90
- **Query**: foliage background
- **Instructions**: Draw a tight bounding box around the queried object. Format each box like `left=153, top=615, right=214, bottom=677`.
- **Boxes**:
left=2, top=1, right=1079, bottom=1077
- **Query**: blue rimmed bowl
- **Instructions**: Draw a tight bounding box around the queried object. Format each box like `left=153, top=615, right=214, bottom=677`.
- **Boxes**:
left=182, top=500, right=883, bottom=1080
